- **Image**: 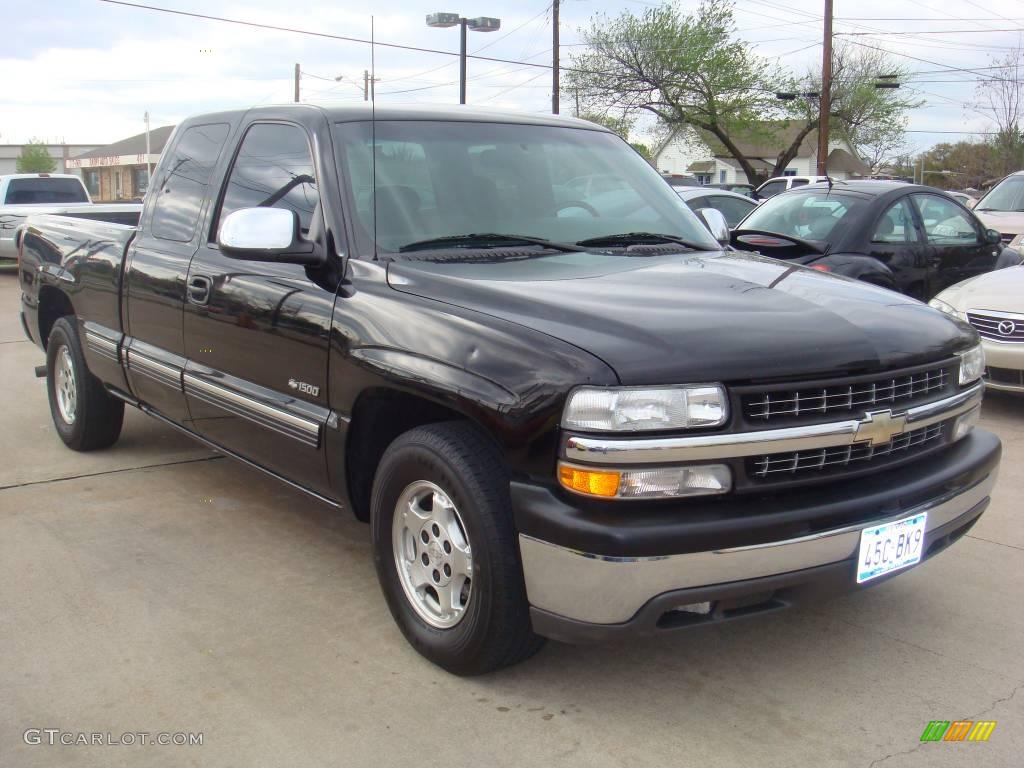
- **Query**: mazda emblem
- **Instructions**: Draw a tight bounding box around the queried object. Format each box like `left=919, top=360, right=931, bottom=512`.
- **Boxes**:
left=997, top=320, right=1015, bottom=336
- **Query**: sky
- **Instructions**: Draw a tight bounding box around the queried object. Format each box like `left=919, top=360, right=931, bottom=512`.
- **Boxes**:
left=0, top=0, right=1019, bottom=156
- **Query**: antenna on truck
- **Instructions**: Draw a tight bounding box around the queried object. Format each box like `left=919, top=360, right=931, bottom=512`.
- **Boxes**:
left=371, top=14, right=378, bottom=261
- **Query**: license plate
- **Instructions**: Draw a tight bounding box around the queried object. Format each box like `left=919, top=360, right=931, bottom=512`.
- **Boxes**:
left=856, top=512, right=928, bottom=584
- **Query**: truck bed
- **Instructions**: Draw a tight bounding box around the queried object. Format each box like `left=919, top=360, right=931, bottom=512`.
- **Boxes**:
left=2, top=203, right=141, bottom=261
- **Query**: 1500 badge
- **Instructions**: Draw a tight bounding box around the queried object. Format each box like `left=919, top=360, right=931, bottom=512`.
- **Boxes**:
left=288, top=379, right=320, bottom=396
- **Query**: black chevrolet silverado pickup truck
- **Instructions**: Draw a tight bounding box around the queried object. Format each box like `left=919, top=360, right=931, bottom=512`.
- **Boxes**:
left=17, top=105, right=1001, bottom=675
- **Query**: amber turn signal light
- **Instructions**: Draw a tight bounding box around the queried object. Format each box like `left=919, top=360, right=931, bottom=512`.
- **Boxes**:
left=558, top=464, right=621, bottom=498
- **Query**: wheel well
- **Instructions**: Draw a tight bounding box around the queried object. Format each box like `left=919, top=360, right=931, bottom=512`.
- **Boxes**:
left=345, top=390, right=467, bottom=522
left=37, top=286, right=75, bottom=348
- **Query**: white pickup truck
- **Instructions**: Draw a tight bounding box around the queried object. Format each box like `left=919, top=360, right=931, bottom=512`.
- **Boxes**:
left=0, top=173, right=140, bottom=260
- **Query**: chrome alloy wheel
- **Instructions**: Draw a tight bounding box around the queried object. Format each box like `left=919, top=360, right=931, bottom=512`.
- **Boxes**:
left=392, top=480, right=474, bottom=629
left=55, top=346, right=77, bottom=425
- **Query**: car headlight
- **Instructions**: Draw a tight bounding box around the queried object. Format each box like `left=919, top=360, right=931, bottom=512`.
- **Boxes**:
left=557, top=462, right=733, bottom=499
left=957, top=344, right=985, bottom=386
left=928, top=297, right=959, bottom=318
left=561, top=385, right=728, bottom=432
left=1010, top=234, right=1023, bottom=251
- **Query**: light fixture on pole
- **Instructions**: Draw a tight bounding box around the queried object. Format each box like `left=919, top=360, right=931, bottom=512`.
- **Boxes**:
left=426, top=12, right=501, bottom=104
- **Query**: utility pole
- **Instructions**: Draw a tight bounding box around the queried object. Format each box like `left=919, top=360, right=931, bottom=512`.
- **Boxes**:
left=294, top=63, right=300, bottom=102
left=816, top=0, right=833, bottom=176
left=144, top=111, right=152, bottom=184
left=364, top=70, right=370, bottom=101
left=552, top=0, right=560, bottom=114
left=459, top=18, right=468, bottom=104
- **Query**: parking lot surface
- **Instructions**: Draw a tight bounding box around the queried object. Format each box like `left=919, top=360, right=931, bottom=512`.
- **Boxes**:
left=1, top=272, right=1021, bottom=767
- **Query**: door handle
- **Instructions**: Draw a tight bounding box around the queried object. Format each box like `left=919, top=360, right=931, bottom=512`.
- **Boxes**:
left=187, top=275, right=212, bottom=305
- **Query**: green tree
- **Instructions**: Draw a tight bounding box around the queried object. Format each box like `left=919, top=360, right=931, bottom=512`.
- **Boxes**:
left=975, top=45, right=1024, bottom=176
left=16, top=140, right=57, bottom=173
left=567, top=1, right=917, bottom=180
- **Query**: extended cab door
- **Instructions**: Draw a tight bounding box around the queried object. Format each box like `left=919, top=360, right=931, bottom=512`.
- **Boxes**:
left=182, top=118, right=339, bottom=495
left=122, top=122, right=232, bottom=422
left=911, top=192, right=1000, bottom=297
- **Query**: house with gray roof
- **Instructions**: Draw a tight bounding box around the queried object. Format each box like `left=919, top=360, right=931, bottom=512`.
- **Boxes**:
left=653, top=121, right=869, bottom=185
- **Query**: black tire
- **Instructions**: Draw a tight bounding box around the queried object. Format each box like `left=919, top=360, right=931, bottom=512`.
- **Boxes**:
left=371, top=421, right=544, bottom=675
left=46, top=317, right=124, bottom=451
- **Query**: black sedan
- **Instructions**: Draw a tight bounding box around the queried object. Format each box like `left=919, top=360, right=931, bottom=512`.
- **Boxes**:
left=730, top=180, right=1021, bottom=300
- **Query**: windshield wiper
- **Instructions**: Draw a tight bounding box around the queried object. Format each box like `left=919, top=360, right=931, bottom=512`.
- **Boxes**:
left=575, top=232, right=714, bottom=250
left=399, top=233, right=587, bottom=253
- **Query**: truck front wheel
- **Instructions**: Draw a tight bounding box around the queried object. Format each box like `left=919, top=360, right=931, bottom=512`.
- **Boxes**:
left=46, top=317, right=124, bottom=451
left=370, top=422, right=544, bottom=675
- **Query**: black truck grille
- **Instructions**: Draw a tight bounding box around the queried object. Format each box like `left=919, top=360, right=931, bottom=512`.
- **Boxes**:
left=744, top=366, right=950, bottom=422
left=748, top=423, right=945, bottom=480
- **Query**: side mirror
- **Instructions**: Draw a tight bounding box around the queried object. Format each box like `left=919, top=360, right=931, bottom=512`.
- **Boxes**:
left=696, top=207, right=730, bottom=244
left=217, top=207, right=321, bottom=264
left=985, top=228, right=1002, bottom=245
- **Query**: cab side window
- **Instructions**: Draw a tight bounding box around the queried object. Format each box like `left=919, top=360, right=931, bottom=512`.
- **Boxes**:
left=151, top=123, right=230, bottom=242
left=215, top=123, right=320, bottom=238
left=758, top=180, right=785, bottom=198
left=872, top=199, right=919, bottom=243
left=912, top=194, right=980, bottom=245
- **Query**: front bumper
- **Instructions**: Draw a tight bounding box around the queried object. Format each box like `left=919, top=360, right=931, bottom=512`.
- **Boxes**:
left=514, top=429, right=1000, bottom=642
left=982, top=337, right=1024, bottom=393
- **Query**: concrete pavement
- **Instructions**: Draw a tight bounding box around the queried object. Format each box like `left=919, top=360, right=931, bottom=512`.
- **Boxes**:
left=1, top=272, right=1021, bottom=767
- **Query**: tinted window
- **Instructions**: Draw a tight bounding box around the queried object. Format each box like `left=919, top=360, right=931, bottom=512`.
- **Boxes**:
left=790, top=179, right=809, bottom=188
left=913, top=194, right=980, bottom=245
left=872, top=199, right=918, bottom=243
left=757, top=181, right=786, bottom=198
left=216, top=123, right=319, bottom=237
left=708, top=195, right=756, bottom=227
left=4, top=177, right=88, bottom=204
left=151, top=123, right=229, bottom=242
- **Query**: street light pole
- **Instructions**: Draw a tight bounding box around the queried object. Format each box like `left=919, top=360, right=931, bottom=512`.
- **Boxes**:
left=427, top=13, right=501, bottom=105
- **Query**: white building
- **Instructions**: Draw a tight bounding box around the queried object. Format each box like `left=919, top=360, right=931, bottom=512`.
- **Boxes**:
left=653, top=122, right=869, bottom=185
left=0, top=143, right=99, bottom=176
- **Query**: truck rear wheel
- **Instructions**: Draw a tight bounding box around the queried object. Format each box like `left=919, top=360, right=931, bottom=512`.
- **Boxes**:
left=46, top=317, right=124, bottom=451
left=370, top=422, right=544, bottom=675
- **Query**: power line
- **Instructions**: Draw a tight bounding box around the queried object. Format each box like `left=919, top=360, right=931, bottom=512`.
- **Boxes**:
left=837, top=27, right=1024, bottom=35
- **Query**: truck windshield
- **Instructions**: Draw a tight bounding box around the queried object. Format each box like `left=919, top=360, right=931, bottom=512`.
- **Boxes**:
left=4, top=177, right=88, bottom=204
left=332, top=120, right=719, bottom=257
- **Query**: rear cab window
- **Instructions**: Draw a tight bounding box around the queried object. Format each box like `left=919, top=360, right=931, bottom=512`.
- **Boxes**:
left=150, top=123, right=230, bottom=242
left=4, top=177, right=88, bottom=204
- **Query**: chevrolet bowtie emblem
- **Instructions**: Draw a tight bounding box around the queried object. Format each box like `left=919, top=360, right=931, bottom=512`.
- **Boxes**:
left=855, top=409, right=908, bottom=446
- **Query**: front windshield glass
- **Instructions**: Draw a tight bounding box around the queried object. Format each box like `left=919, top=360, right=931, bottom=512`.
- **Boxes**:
left=976, top=175, right=1024, bottom=211
left=333, top=120, right=719, bottom=256
left=738, top=190, right=866, bottom=241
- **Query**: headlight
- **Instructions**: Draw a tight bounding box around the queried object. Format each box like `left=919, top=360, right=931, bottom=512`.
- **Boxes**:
left=1010, top=234, right=1023, bottom=251
left=957, top=344, right=985, bottom=385
left=561, top=384, right=728, bottom=432
left=557, top=462, right=733, bottom=499
left=928, top=297, right=959, bottom=318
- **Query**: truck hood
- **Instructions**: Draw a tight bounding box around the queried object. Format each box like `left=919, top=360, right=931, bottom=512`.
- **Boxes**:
left=387, top=250, right=976, bottom=385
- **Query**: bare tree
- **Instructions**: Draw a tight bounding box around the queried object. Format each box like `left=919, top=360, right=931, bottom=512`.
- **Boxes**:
left=975, top=46, right=1024, bottom=175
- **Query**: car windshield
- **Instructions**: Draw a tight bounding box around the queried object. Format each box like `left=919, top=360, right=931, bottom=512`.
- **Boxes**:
left=976, top=175, right=1024, bottom=211
left=4, top=177, right=88, bottom=204
left=738, top=190, right=865, bottom=241
left=332, top=120, right=719, bottom=256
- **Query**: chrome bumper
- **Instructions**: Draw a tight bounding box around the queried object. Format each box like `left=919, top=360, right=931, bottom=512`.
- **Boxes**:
left=519, top=469, right=996, bottom=625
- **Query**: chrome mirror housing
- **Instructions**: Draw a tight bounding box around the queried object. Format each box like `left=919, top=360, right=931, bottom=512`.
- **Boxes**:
left=695, top=208, right=730, bottom=244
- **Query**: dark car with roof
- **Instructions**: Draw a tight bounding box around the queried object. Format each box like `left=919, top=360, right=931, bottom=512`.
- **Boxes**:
left=16, top=104, right=999, bottom=675
left=730, top=180, right=1021, bottom=300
